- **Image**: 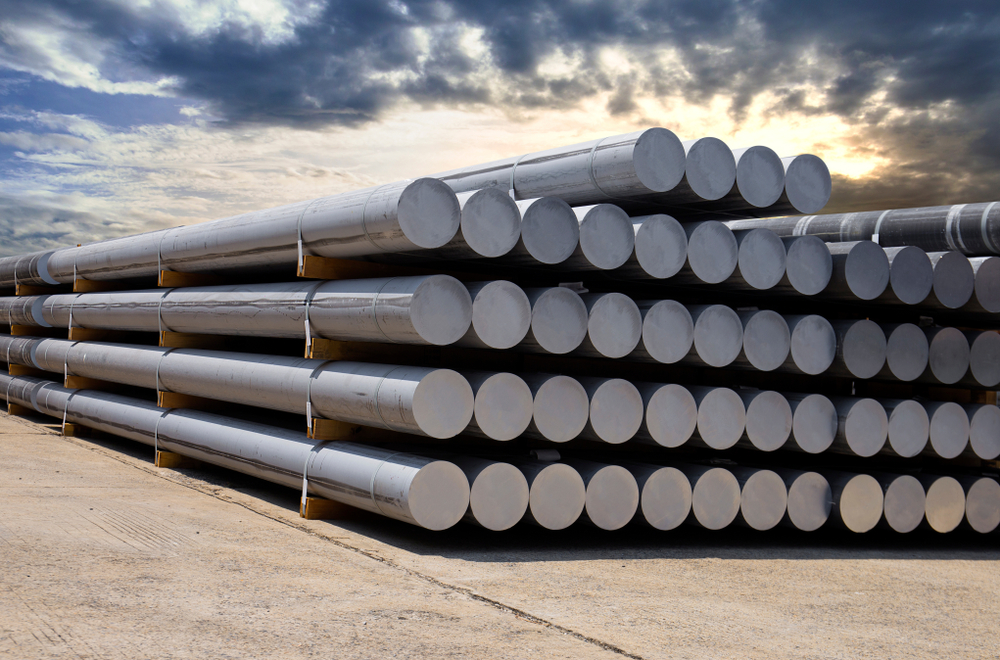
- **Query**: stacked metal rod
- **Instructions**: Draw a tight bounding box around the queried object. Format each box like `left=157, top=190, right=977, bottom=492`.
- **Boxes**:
left=0, top=127, right=997, bottom=536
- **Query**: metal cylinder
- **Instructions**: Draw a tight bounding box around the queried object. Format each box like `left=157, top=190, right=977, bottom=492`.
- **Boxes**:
left=827, top=472, right=883, bottom=533
left=0, top=250, right=60, bottom=288
left=779, top=235, right=833, bottom=296
left=512, top=460, right=587, bottom=530
left=924, top=401, right=970, bottom=459
left=462, top=372, right=533, bottom=441
left=732, top=467, right=787, bottom=531
left=458, top=281, right=531, bottom=350
left=878, top=323, right=929, bottom=382
left=924, top=327, right=970, bottom=384
left=635, top=300, right=694, bottom=364
left=576, top=293, right=642, bottom=359
left=711, top=146, right=785, bottom=211
left=679, top=221, right=738, bottom=284
left=830, top=397, right=888, bottom=457
left=450, top=457, right=529, bottom=531
left=826, top=241, right=890, bottom=300
left=559, top=204, right=634, bottom=271
left=784, top=315, right=836, bottom=375
left=786, top=393, right=837, bottom=454
left=830, top=320, right=887, bottom=379
left=454, top=187, right=522, bottom=259
left=518, top=287, right=588, bottom=355
left=876, top=474, right=925, bottom=533
left=563, top=459, right=639, bottom=531
left=881, top=399, right=930, bottom=458
left=739, top=390, right=792, bottom=452
left=736, top=309, right=790, bottom=372
left=691, top=386, right=746, bottom=450
left=732, top=228, right=787, bottom=290
left=925, top=251, right=975, bottom=309
left=918, top=475, right=966, bottom=534
left=522, top=373, right=589, bottom=443
left=624, top=463, right=692, bottom=530
left=968, top=256, right=1000, bottom=313
left=776, top=469, right=831, bottom=531
left=680, top=465, right=741, bottom=530
left=578, top=377, right=644, bottom=445
left=690, top=304, right=743, bottom=368
left=676, top=137, right=738, bottom=203
left=966, top=403, right=1000, bottom=460
left=964, top=331, right=1000, bottom=388
left=880, top=246, right=932, bottom=305
left=625, top=214, right=688, bottom=279
left=777, top=154, right=832, bottom=215
left=0, top=296, right=47, bottom=327
left=432, top=128, right=687, bottom=206
left=635, top=383, right=698, bottom=448
left=964, top=477, right=1000, bottom=533
left=511, top=197, right=580, bottom=265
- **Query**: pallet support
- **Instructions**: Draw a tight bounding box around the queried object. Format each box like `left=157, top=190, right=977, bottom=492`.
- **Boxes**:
left=154, top=450, right=203, bottom=469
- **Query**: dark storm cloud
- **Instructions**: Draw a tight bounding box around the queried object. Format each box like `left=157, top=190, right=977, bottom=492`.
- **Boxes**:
left=2, top=0, right=999, bottom=208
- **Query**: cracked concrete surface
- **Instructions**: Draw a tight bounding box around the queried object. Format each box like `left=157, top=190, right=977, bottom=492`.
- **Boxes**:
left=1, top=412, right=997, bottom=659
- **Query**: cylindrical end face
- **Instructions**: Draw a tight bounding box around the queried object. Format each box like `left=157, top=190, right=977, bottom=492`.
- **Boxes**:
left=741, top=470, right=787, bottom=531
left=585, top=466, right=639, bottom=531
left=686, top=222, right=737, bottom=284
left=691, top=468, right=741, bottom=530
left=735, top=146, right=784, bottom=208
left=412, top=369, right=475, bottom=438
left=742, top=311, right=790, bottom=371
left=590, top=379, right=644, bottom=444
left=633, top=127, right=687, bottom=192
left=528, top=464, right=586, bottom=530
left=697, top=388, right=746, bottom=449
left=469, top=463, right=529, bottom=531
left=792, top=394, right=837, bottom=454
left=578, top=204, right=634, bottom=270
left=737, top=229, right=786, bottom=290
left=640, top=467, right=692, bottom=530
left=634, top=215, right=687, bottom=279
left=787, top=472, right=831, bottom=531
left=473, top=373, right=533, bottom=441
left=969, top=405, right=1000, bottom=460
left=973, top=256, right=1000, bottom=312
left=470, top=281, right=531, bottom=349
left=928, top=402, right=970, bottom=459
left=519, top=197, right=580, bottom=264
left=924, top=476, right=966, bottom=533
left=645, top=384, right=698, bottom=447
left=530, top=288, right=588, bottom=354
left=932, top=252, right=975, bottom=309
left=784, top=154, right=832, bottom=214
left=970, top=331, right=1000, bottom=387
left=532, top=376, right=589, bottom=442
left=684, top=137, right=737, bottom=201
left=693, top=305, right=743, bottom=368
left=744, top=391, right=792, bottom=451
left=838, top=474, right=883, bottom=533
left=790, top=316, right=836, bottom=375
left=885, top=324, right=929, bottom=382
left=844, top=241, right=890, bottom=300
left=883, top=476, right=926, bottom=533
left=641, top=300, right=693, bottom=364
left=785, top=236, right=833, bottom=295
left=587, top=293, right=641, bottom=358
left=461, top=187, right=522, bottom=257
left=887, top=401, right=929, bottom=458
left=408, top=461, right=471, bottom=531
left=410, top=275, right=474, bottom=345
left=965, top=478, right=1000, bottom=533
left=888, top=246, right=933, bottom=305
left=842, top=320, right=887, bottom=379
left=398, top=178, right=462, bottom=249
left=928, top=328, right=970, bottom=384
left=844, top=399, right=888, bottom=457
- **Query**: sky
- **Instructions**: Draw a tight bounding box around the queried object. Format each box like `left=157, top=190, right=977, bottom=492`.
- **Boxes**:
left=0, top=0, right=998, bottom=257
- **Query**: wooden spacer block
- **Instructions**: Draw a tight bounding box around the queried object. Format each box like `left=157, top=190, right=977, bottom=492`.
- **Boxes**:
left=15, top=283, right=55, bottom=296
left=300, top=496, right=354, bottom=520
left=62, top=422, right=91, bottom=437
left=64, top=375, right=120, bottom=390
left=306, top=337, right=440, bottom=364
left=970, top=390, right=999, bottom=405
left=7, top=403, right=34, bottom=416
left=67, top=327, right=140, bottom=342
left=159, top=331, right=227, bottom=349
left=154, top=450, right=203, bottom=469
left=983, top=459, right=1000, bottom=470
left=157, top=391, right=217, bottom=410
left=8, top=364, right=47, bottom=377
left=73, top=278, right=122, bottom=293
left=308, top=417, right=404, bottom=443
left=158, top=270, right=223, bottom=288
left=297, top=255, right=425, bottom=281
left=11, top=325, right=66, bottom=338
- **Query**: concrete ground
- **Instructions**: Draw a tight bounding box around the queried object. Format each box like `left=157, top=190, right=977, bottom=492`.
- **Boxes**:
left=1, top=411, right=997, bottom=660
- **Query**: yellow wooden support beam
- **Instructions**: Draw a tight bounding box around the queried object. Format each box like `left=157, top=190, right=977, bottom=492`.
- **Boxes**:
left=8, top=364, right=47, bottom=377
left=7, top=403, right=34, bottom=417
left=73, top=278, right=123, bottom=293
left=154, top=451, right=202, bottom=469
left=10, top=325, right=65, bottom=338
left=157, top=391, right=217, bottom=410
left=15, top=283, right=56, bottom=296
left=299, top=496, right=355, bottom=520
left=159, top=331, right=227, bottom=349
left=158, top=270, right=223, bottom=288
left=64, top=375, right=120, bottom=390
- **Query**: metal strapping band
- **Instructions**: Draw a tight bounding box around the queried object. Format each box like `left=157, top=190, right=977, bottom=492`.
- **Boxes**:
left=871, top=210, right=891, bottom=244
left=5, top=378, right=13, bottom=407
left=304, top=360, right=331, bottom=432
left=371, top=367, right=404, bottom=431
left=302, top=280, right=326, bottom=355
left=792, top=215, right=815, bottom=236
left=369, top=452, right=403, bottom=517
left=370, top=278, right=400, bottom=344
left=360, top=184, right=391, bottom=253
left=295, top=200, right=322, bottom=273
left=153, top=409, right=171, bottom=454
left=154, top=347, right=177, bottom=394
left=981, top=202, right=999, bottom=254
left=156, top=229, right=169, bottom=276
left=61, top=389, right=78, bottom=431
left=157, top=288, right=176, bottom=335
left=63, top=340, right=82, bottom=380
left=67, top=294, right=81, bottom=330
left=587, top=137, right=635, bottom=202
left=300, top=440, right=333, bottom=510
left=944, top=204, right=967, bottom=252
left=508, top=154, right=528, bottom=200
